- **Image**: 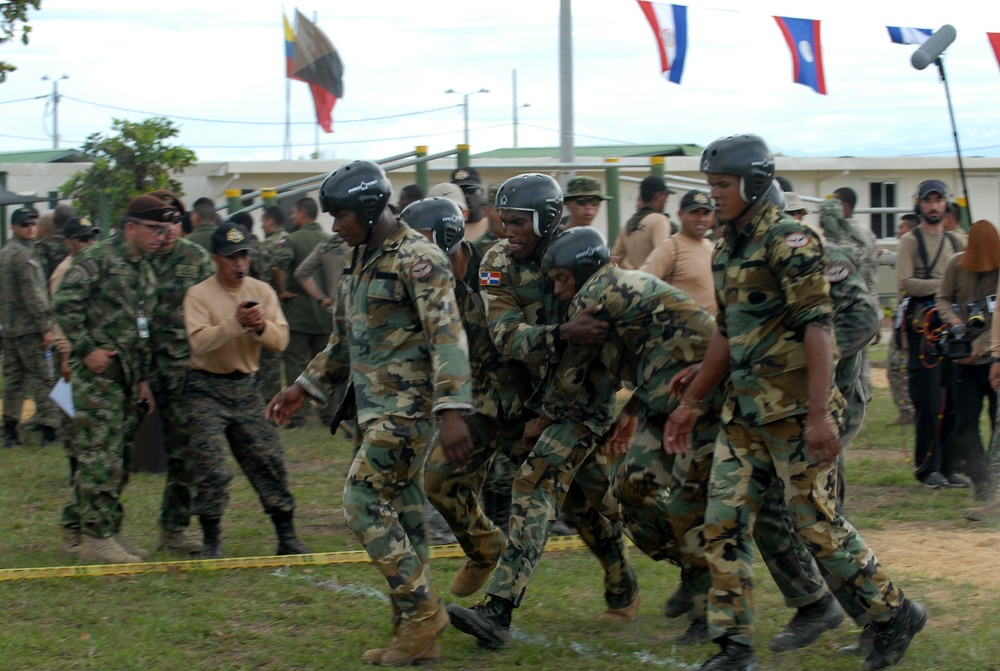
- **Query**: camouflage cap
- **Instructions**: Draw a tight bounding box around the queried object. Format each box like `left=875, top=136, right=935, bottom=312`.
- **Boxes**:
left=212, top=222, right=253, bottom=256
left=565, top=176, right=609, bottom=200
left=10, top=206, right=39, bottom=226
left=783, top=192, right=808, bottom=213
left=679, top=190, right=712, bottom=213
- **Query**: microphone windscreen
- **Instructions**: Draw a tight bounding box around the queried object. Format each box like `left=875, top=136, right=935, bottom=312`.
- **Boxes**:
left=912, top=24, right=957, bottom=70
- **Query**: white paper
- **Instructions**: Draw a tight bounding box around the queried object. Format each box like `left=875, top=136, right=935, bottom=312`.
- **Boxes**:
left=49, top=378, right=74, bottom=418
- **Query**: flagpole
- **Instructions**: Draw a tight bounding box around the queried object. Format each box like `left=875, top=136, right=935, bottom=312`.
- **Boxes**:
left=283, top=4, right=291, bottom=160
left=313, top=10, right=320, bottom=159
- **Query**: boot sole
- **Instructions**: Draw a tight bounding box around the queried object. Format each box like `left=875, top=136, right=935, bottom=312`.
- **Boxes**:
left=445, top=604, right=509, bottom=649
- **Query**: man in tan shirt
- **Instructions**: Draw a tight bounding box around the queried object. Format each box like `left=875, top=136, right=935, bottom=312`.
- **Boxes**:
left=639, top=189, right=716, bottom=314
left=612, top=175, right=673, bottom=269
left=183, top=222, right=310, bottom=559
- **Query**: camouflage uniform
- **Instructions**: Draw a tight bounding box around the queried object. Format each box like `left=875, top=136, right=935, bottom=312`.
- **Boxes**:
left=54, top=235, right=157, bottom=538
left=425, top=241, right=534, bottom=563
left=705, top=203, right=903, bottom=647
left=0, top=235, right=58, bottom=433
left=540, top=265, right=715, bottom=564
left=820, top=199, right=879, bottom=399
left=296, top=223, right=473, bottom=620
left=478, top=238, right=637, bottom=610
left=35, top=234, right=69, bottom=282
left=273, top=222, right=332, bottom=425
left=755, top=242, right=883, bottom=626
left=253, top=228, right=289, bottom=403
left=149, top=238, right=215, bottom=532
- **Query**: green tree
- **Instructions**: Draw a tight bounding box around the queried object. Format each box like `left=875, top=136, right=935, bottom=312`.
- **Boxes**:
left=1, top=0, right=41, bottom=83
left=61, top=117, right=197, bottom=223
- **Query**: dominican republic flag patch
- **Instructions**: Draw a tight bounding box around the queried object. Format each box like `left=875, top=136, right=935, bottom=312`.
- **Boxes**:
left=481, top=271, right=501, bottom=286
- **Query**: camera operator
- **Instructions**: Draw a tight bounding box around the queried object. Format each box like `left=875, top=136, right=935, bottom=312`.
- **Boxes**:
left=936, top=220, right=1000, bottom=500
left=897, top=180, right=964, bottom=488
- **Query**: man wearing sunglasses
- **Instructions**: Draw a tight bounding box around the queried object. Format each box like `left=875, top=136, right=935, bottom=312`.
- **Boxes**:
left=1, top=206, right=59, bottom=449
left=54, top=195, right=167, bottom=564
left=561, top=176, right=610, bottom=229
left=451, top=166, right=487, bottom=241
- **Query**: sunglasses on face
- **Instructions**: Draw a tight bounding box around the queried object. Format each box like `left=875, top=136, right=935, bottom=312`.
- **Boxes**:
left=136, top=222, right=170, bottom=237
left=571, top=197, right=602, bottom=207
left=14, top=221, right=38, bottom=227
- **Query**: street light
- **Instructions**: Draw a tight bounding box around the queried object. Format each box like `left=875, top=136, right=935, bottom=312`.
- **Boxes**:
left=513, top=103, right=530, bottom=148
left=445, top=88, right=489, bottom=146
left=41, top=74, right=69, bottom=149
left=511, top=69, right=529, bottom=148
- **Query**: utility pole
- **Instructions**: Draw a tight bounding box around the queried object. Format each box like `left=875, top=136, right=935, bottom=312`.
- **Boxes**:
left=559, top=0, right=575, bottom=168
left=445, top=88, right=490, bottom=146
left=41, top=74, right=69, bottom=149
left=512, top=69, right=529, bottom=148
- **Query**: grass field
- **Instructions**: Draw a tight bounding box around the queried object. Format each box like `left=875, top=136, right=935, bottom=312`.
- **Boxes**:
left=1, top=342, right=998, bottom=670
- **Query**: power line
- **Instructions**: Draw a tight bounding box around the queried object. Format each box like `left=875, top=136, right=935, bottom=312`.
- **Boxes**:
left=60, top=95, right=462, bottom=126
left=0, top=95, right=48, bottom=105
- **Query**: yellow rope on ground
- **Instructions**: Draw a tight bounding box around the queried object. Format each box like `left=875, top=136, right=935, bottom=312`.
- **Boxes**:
left=0, top=536, right=587, bottom=582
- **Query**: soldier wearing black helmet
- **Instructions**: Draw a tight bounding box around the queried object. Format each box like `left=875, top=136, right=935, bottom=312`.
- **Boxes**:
left=266, top=160, right=473, bottom=667
left=447, top=174, right=640, bottom=649
left=664, top=134, right=926, bottom=671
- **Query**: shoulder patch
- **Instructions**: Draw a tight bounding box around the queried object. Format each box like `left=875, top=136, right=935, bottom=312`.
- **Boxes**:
left=827, top=261, right=851, bottom=284
left=784, top=232, right=810, bottom=249
left=411, top=260, right=433, bottom=279
left=481, top=271, right=501, bottom=286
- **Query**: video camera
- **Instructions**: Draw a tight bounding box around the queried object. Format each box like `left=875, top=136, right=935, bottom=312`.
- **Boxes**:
left=938, top=300, right=988, bottom=359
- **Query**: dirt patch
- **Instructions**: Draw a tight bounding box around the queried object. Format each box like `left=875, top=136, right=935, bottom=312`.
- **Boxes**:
left=862, top=522, right=1000, bottom=591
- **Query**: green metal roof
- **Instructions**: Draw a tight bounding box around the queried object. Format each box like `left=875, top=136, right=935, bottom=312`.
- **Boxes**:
left=0, top=149, right=88, bottom=164
left=473, top=144, right=703, bottom=159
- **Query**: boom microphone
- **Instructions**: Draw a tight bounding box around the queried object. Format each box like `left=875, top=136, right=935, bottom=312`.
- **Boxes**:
left=911, top=24, right=957, bottom=70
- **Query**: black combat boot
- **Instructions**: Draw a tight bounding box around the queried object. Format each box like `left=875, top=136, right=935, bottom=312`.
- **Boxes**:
left=675, top=617, right=708, bottom=645
left=446, top=595, right=513, bottom=649
left=768, top=593, right=845, bottom=652
left=3, top=418, right=22, bottom=448
left=39, top=425, right=58, bottom=448
left=271, top=511, right=312, bottom=555
left=700, top=638, right=758, bottom=671
left=663, top=579, right=693, bottom=618
left=862, top=599, right=927, bottom=670
left=200, top=515, right=223, bottom=559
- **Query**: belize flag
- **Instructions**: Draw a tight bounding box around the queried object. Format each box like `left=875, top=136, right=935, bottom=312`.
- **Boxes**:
left=886, top=27, right=933, bottom=45
left=773, top=16, right=827, bottom=95
left=637, top=1, right=689, bottom=84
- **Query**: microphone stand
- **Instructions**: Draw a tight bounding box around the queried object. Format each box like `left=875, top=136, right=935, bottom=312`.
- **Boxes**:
left=935, top=56, right=973, bottom=223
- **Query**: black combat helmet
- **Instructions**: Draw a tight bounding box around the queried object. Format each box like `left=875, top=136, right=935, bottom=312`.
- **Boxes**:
left=541, top=227, right=611, bottom=289
left=700, top=134, right=775, bottom=205
left=495, top=173, right=564, bottom=237
left=319, top=160, right=393, bottom=229
left=400, top=197, right=465, bottom=255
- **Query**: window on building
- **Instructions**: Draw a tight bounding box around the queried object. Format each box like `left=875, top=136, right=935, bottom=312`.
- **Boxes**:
left=870, top=181, right=897, bottom=239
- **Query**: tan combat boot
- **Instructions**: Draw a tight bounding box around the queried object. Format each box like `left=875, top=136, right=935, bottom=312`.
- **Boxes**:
left=158, top=529, right=204, bottom=555
left=79, top=536, right=141, bottom=564
left=379, top=593, right=450, bottom=667
left=113, top=533, right=150, bottom=560
left=597, top=590, right=642, bottom=623
left=60, top=527, right=82, bottom=556
left=361, top=641, right=440, bottom=666
left=965, top=498, right=1000, bottom=521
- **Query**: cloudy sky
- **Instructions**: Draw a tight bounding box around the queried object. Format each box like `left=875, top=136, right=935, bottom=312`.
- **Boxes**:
left=2, top=0, right=999, bottom=163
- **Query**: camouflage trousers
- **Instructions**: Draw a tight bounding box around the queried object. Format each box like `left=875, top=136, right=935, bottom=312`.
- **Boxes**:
left=705, top=415, right=904, bottom=647
left=425, top=411, right=529, bottom=566
left=343, top=414, right=438, bottom=617
left=187, top=371, right=294, bottom=518
left=257, top=348, right=284, bottom=407
left=887, top=334, right=913, bottom=418
left=485, top=418, right=637, bottom=609
left=151, top=363, right=196, bottom=532
left=2, top=334, right=59, bottom=429
left=834, top=351, right=870, bottom=515
left=68, top=359, right=140, bottom=538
